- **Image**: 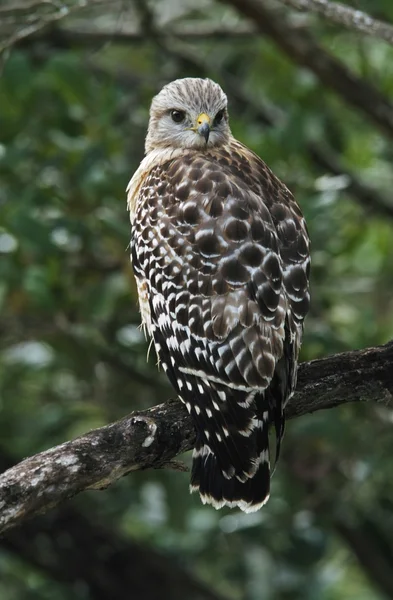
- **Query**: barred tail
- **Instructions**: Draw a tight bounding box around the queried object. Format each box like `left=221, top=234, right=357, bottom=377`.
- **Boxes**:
left=190, top=447, right=270, bottom=513
left=189, top=390, right=275, bottom=512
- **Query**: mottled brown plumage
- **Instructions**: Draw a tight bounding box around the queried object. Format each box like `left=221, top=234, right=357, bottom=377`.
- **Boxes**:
left=127, top=78, right=310, bottom=512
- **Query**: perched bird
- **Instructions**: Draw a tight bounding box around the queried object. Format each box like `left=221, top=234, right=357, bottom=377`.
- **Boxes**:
left=127, top=78, right=310, bottom=512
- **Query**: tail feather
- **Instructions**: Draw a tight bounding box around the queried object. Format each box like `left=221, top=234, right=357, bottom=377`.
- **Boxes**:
left=169, top=369, right=286, bottom=512
left=190, top=390, right=273, bottom=512
left=188, top=387, right=263, bottom=482
left=191, top=445, right=270, bottom=512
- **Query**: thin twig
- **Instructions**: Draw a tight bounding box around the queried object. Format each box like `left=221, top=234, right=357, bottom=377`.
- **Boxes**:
left=11, top=24, right=260, bottom=46
left=0, top=0, right=112, bottom=53
left=155, top=39, right=393, bottom=221
left=218, top=0, right=393, bottom=139
left=277, top=0, right=393, bottom=46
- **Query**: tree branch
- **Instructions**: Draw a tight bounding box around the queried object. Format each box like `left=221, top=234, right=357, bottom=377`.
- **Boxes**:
left=153, top=39, right=393, bottom=221
left=0, top=342, right=392, bottom=534
left=19, top=23, right=259, bottom=46
left=2, top=503, right=228, bottom=600
left=9, top=4, right=393, bottom=219
left=218, top=0, right=393, bottom=139
left=307, top=141, right=393, bottom=220
left=277, top=0, right=393, bottom=47
left=0, top=0, right=113, bottom=53
left=336, top=516, right=393, bottom=598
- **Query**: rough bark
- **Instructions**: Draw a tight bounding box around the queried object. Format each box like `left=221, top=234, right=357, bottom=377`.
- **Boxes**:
left=277, top=0, right=393, bottom=46
left=0, top=342, right=392, bottom=534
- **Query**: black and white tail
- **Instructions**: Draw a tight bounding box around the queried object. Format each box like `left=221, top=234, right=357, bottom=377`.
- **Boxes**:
left=188, top=385, right=280, bottom=513
left=146, top=306, right=287, bottom=512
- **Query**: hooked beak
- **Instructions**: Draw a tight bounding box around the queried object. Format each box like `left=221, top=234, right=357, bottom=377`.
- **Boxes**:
left=196, top=113, right=211, bottom=143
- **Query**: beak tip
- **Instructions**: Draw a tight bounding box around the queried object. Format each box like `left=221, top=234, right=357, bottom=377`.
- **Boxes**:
left=198, top=123, right=210, bottom=143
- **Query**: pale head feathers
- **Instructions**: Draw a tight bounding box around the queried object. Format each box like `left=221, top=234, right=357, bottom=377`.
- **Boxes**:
left=145, top=78, right=231, bottom=153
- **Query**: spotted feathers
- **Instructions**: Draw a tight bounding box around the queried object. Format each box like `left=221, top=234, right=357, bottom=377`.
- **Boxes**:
left=128, top=82, right=310, bottom=512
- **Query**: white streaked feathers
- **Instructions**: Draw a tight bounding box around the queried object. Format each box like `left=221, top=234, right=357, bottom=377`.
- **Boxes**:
left=128, top=77, right=310, bottom=513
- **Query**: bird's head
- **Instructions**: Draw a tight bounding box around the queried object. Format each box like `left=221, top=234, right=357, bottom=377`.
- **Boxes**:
left=145, top=78, right=231, bottom=153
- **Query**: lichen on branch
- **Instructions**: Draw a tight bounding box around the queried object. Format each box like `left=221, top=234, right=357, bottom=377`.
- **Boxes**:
left=0, top=342, right=392, bottom=534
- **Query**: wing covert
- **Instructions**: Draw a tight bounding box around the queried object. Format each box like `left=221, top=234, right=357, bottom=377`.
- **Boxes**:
left=130, top=139, right=310, bottom=511
left=133, top=149, right=288, bottom=392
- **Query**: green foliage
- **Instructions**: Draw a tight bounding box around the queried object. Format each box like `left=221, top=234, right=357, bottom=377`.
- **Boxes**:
left=1, top=4, right=393, bottom=598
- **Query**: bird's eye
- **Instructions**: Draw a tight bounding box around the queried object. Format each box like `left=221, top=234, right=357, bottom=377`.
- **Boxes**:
left=214, top=110, right=225, bottom=125
left=170, top=110, right=185, bottom=123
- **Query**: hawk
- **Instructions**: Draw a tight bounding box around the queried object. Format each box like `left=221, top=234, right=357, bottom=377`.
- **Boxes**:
left=127, top=78, right=310, bottom=512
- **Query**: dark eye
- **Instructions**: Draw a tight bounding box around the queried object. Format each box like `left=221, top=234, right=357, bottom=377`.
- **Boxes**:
left=170, top=109, right=185, bottom=123
left=214, top=110, right=225, bottom=125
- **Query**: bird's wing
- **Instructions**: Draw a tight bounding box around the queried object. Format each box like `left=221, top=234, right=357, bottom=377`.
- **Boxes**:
left=130, top=141, right=310, bottom=508
left=233, top=141, right=311, bottom=392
